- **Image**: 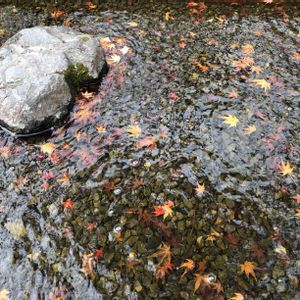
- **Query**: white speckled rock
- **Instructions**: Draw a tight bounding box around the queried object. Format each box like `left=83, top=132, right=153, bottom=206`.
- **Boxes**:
left=0, top=26, right=105, bottom=133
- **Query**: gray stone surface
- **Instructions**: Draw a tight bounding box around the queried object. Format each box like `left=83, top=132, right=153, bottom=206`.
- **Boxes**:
left=0, top=26, right=105, bottom=133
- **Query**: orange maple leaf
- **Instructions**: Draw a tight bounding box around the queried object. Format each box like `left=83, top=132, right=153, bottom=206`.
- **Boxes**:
left=179, top=259, right=195, bottom=277
left=293, top=194, right=300, bottom=204
left=135, top=136, right=157, bottom=149
left=149, top=243, right=172, bottom=265
left=240, top=261, right=256, bottom=279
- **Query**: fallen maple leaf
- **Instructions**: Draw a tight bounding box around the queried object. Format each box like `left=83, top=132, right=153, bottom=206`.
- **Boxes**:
left=135, top=136, right=157, bottom=149
left=153, top=202, right=174, bottom=220
left=162, top=204, right=173, bottom=220
left=296, top=209, right=300, bottom=217
left=244, top=125, right=256, bottom=135
left=169, top=92, right=179, bottom=100
left=63, top=198, right=73, bottom=209
left=228, top=90, right=238, bottom=99
left=251, top=79, right=271, bottom=93
left=194, top=273, right=210, bottom=292
left=73, top=108, right=93, bottom=123
left=108, top=54, right=121, bottom=65
left=96, top=124, right=106, bottom=133
left=81, top=253, right=96, bottom=277
left=221, top=114, right=239, bottom=127
left=213, top=281, right=223, bottom=293
left=165, top=12, right=174, bottom=21
left=57, top=173, right=70, bottom=184
left=279, top=161, right=294, bottom=176
left=85, top=1, right=97, bottom=9
left=0, top=289, right=10, bottom=300
left=81, top=91, right=94, bottom=100
left=251, top=65, right=262, bottom=74
left=293, top=194, right=300, bottom=204
left=292, top=52, right=300, bottom=61
left=230, top=293, right=244, bottom=300
left=240, top=261, right=256, bottom=279
left=195, top=183, right=206, bottom=196
left=39, top=143, right=56, bottom=155
left=241, top=43, right=254, bottom=54
left=0, top=146, right=10, bottom=158
left=126, top=125, right=142, bottom=137
left=179, top=259, right=195, bottom=277
left=154, top=259, right=174, bottom=279
left=153, top=205, right=165, bottom=217
left=50, top=9, right=65, bottom=19
left=128, top=21, right=138, bottom=28
left=149, top=243, right=172, bottom=265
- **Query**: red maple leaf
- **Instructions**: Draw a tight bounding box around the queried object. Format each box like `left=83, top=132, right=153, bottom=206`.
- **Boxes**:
left=94, top=249, right=103, bottom=258
left=63, top=199, right=73, bottom=209
left=153, top=205, right=165, bottom=217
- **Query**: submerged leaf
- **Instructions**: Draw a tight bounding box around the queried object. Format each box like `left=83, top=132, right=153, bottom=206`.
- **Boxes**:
left=240, top=261, right=256, bottom=279
left=5, top=219, right=27, bottom=240
left=221, top=115, right=239, bottom=127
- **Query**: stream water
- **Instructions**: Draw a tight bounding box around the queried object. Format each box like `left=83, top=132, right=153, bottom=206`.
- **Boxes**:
left=0, top=1, right=299, bottom=299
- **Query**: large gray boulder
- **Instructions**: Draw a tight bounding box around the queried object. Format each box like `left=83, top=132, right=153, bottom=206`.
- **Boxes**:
left=0, top=26, right=105, bottom=134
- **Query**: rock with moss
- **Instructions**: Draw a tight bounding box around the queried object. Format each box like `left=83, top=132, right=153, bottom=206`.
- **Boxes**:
left=0, top=26, right=106, bottom=134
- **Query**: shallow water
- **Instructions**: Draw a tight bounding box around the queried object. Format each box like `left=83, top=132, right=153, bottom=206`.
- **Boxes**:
left=0, top=1, right=299, bottom=299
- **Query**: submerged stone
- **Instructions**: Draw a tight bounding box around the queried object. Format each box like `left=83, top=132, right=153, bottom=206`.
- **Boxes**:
left=0, top=26, right=105, bottom=134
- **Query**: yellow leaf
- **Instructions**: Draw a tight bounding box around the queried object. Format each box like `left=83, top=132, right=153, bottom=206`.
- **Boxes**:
left=195, top=183, right=205, bottom=196
left=108, top=54, right=121, bottom=65
left=0, top=289, right=10, bottom=300
left=128, top=21, right=138, bottom=28
left=251, top=65, right=262, bottom=74
left=165, top=12, right=174, bottom=21
left=126, top=125, right=142, bottom=137
left=241, top=44, right=254, bottom=54
left=96, top=124, right=106, bottom=133
left=251, top=79, right=271, bottom=92
left=274, top=245, right=287, bottom=255
left=296, top=209, right=300, bottom=217
left=39, top=143, right=56, bottom=155
left=244, top=125, right=256, bottom=135
left=230, top=293, right=244, bottom=300
left=221, top=114, right=239, bottom=127
left=279, top=161, right=294, bottom=176
left=81, top=91, right=94, bottom=100
left=5, top=220, right=27, bottom=240
left=206, top=229, right=222, bottom=241
left=162, top=204, right=173, bottom=220
left=240, top=261, right=256, bottom=279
